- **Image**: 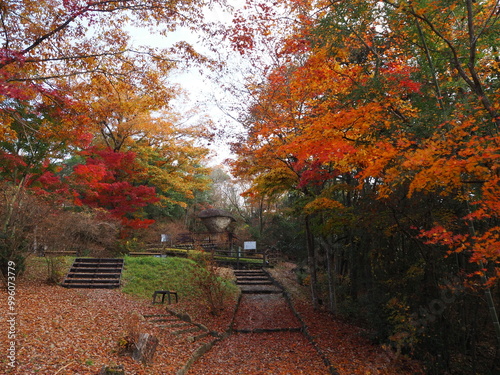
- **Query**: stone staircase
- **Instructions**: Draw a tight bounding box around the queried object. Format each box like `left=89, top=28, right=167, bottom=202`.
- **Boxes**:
left=61, top=258, right=123, bottom=289
left=234, top=269, right=282, bottom=294
left=143, top=311, right=212, bottom=343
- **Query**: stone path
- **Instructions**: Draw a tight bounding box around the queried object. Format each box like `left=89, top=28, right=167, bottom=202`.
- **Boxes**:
left=187, top=269, right=332, bottom=374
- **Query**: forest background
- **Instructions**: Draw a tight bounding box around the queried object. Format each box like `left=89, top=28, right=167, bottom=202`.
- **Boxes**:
left=0, top=0, right=499, bottom=374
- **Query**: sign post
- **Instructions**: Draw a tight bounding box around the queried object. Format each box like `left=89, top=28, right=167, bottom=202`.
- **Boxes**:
left=243, top=241, right=257, bottom=251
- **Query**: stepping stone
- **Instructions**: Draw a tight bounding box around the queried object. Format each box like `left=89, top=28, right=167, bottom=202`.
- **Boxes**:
left=187, top=331, right=212, bottom=343
left=172, top=326, right=204, bottom=336
left=149, top=318, right=180, bottom=323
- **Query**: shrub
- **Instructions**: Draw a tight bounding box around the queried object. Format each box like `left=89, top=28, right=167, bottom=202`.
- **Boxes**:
left=188, top=253, right=234, bottom=316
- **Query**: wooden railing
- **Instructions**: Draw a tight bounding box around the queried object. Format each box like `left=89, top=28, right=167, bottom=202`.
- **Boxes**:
left=129, top=243, right=267, bottom=268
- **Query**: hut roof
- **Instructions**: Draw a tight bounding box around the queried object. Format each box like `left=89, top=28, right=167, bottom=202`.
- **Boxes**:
left=197, top=208, right=235, bottom=220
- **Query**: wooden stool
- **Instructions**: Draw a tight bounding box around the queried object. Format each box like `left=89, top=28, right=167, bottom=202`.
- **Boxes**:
left=152, top=290, right=178, bottom=304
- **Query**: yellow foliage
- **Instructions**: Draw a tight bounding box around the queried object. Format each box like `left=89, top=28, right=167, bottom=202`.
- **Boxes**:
left=304, top=197, right=346, bottom=214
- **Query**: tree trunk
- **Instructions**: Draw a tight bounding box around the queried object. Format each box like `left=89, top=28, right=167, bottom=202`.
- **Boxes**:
left=132, top=333, right=159, bottom=364
left=326, top=243, right=337, bottom=313
left=305, top=215, right=319, bottom=309
left=480, top=263, right=500, bottom=346
left=318, top=236, right=337, bottom=313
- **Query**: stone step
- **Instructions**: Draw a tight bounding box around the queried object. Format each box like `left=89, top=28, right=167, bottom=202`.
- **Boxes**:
left=234, top=270, right=265, bottom=274
left=235, top=274, right=267, bottom=278
left=236, top=274, right=269, bottom=278
left=63, top=278, right=120, bottom=284
left=239, top=284, right=283, bottom=294
left=236, top=277, right=270, bottom=281
left=236, top=280, right=274, bottom=285
left=66, top=272, right=121, bottom=279
left=61, top=258, right=123, bottom=289
left=63, top=283, right=119, bottom=289
left=68, top=267, right=122, bottom=274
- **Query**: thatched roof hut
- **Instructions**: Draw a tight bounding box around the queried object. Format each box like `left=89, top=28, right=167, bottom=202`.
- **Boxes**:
left=198, top=209, right=236, bottom=233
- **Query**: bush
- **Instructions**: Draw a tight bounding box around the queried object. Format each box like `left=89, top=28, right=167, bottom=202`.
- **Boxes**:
left=44, top=256, right=68, bottom=284
left=188, top=253, right=235, bottom=316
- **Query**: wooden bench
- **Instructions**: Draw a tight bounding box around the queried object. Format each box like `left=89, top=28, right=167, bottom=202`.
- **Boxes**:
left=152, top=290, right=178, bottom=304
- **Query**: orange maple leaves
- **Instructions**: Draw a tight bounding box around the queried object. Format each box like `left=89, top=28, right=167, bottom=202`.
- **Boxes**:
left=230, top=0, right=500, bottom=283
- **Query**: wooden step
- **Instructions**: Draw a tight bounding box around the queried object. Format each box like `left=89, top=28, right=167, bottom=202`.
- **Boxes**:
left=63, top=278, right=120, bottom=284
left=63, top=283, right=119, bottom=289
left=236, top=280, right=274, bottom=285
left=69, top=267, right=122, bottom=273
left=66, top=272, right=121, bottom=279
left=61, top=258, right=124, bottom=289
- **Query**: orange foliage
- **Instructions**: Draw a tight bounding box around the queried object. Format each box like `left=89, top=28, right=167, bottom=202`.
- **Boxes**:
left=230, top=0, right=500, bottom=283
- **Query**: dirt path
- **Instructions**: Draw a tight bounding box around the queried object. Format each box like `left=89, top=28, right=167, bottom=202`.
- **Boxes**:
left=187, top=268, right=331, bottom=375
left=189, top=331, right=330, bottom=375
left=0, top=261, right=422, bottom=374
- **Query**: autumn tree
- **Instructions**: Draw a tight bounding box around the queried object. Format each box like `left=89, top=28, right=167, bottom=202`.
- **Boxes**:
left=0, top=0, right=221, bottom=276
left=229, top=0, right=500, bottom=371
left=71, top=63, right=213, bottom=220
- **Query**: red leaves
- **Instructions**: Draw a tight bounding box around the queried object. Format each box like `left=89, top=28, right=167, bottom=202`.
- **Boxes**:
left=418, top=225, right=468, bottom=248
left=0, top=284, right=200, bottom=375
left=268, top=263, right=424, bottom=375
left=381, top=61, right=422, bottom=94
left=294, top=159, right=342, bottom=189
left=71, top=147, right=159, bottom=230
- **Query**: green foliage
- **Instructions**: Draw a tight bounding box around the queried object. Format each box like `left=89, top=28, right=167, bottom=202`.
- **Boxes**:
left=263, top=213, right=306, bottom=260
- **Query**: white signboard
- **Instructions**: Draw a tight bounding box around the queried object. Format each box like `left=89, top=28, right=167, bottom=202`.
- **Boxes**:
left=244, top=241, right=257, bottom=250
left=161, top=234, right=168, bottom=243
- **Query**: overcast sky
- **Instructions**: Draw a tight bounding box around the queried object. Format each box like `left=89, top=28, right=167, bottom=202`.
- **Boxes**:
left=127, top=1, right=249, bottom=167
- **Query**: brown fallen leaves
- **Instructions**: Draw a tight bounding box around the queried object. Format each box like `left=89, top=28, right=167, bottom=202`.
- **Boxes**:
left=190, top=332, right=330, bottom=375
left=268, top=263, right=424, bottom=375
left=0, top=285, right=200, bottom=374
left=234, top=294, right=301, bottom=331
left=0, top=262, right=422, bottom=375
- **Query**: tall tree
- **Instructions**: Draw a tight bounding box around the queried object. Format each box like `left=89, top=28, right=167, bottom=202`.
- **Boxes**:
left=0, top=0, right=218, bottom=275
left=230, top=0, right=500, bottom=370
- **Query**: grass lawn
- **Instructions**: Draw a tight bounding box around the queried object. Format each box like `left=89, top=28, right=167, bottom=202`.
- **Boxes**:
left=121, top=255, right=202, bottom=300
